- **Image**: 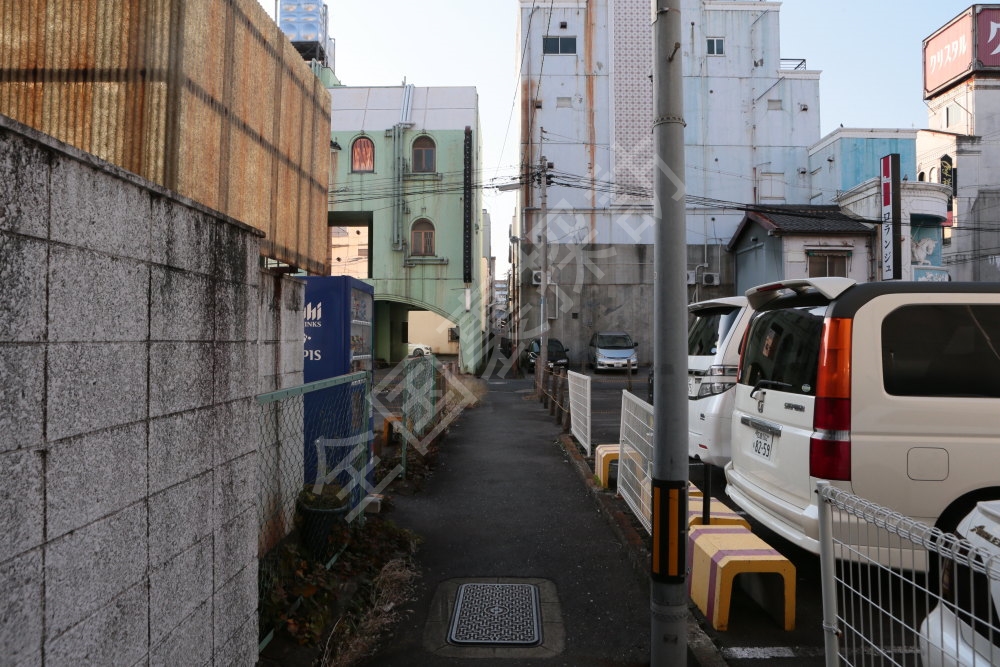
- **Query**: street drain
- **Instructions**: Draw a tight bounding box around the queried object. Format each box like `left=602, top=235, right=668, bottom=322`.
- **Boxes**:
left=447, top=583, right=542, bottom=646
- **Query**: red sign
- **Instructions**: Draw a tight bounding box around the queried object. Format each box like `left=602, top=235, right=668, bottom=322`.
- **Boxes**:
left=880, top=155, right=901, bottom=281
left=924, top=11, right=974, bottom=96
left=977, top=8, right=1000, bottom=67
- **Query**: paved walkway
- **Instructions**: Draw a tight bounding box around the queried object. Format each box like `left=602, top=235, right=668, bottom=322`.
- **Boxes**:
left=363, top=375, right=717, bottom=666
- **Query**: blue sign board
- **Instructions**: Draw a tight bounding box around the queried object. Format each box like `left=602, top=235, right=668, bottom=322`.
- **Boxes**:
left=301, top=277, right=374, bottom=485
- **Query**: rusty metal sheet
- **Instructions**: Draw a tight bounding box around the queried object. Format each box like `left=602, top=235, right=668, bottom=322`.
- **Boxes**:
left=0, top=0, right=330, bottom=274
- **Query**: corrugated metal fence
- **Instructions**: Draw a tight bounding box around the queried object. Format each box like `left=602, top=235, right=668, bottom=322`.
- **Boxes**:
left=0, top=0, right=331, bottom=273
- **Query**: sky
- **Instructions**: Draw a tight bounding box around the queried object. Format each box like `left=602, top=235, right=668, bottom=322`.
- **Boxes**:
left=257, top=0, right=974, bottom=275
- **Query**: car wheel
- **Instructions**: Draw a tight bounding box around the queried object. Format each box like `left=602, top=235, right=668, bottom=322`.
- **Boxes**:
left=931, top=494, right=1000, bottom=595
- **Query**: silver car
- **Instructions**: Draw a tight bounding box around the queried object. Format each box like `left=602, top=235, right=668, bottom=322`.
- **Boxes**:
left=587, top=331, right=637, bottom=371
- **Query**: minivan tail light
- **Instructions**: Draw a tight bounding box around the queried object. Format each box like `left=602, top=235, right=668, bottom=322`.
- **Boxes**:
left=810, top=317, right=852, bottom=481
left=809, top=437, right=851, bottom=480
left=815, top=317, right=852, bottom=400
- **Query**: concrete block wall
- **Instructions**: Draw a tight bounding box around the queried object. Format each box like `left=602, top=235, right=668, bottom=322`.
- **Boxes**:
left=0, top=115, right=286, bottom=665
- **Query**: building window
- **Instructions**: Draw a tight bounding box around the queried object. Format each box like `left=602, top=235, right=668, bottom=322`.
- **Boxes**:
left=351, top=136, right=374, bottom=172
left=807, top=251, right=849, bottom=278
left=758, top=172, right=786, bottom=202
left=411, top=219, right=435, bottom=256
left=542, top=36, right=576, bottom=54
left=412, top=136, right=436, bottom=173
left=707, top=38, right=724, bottom=55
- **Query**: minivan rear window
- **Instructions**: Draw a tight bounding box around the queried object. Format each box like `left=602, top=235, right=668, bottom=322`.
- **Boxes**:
left=881, top=304, right=1000, bottom=398
left=739, top=306, right=825, bottom=396
left=688, top=306, right=740, bottom=356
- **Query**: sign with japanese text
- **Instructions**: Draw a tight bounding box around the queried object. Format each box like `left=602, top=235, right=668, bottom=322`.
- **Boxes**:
left=924, top=11, right=973, bottom=96
left=977, top=7, right=1000, bottom=68
left=924, top=6, right=1000, bottom=97
left=880, top=154, right=902, bottom=281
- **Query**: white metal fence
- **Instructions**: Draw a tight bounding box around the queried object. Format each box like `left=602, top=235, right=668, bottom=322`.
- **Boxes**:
left=618, top=391, right=654, bottom=534
left=567, top=371, right=592, bottom=455
left=817, top=482, right=1000, bottom=666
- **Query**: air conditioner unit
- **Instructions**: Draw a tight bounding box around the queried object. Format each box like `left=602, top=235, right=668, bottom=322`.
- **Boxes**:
left=686, top=270, right=697, bottom=285
left=531, top=270, right=545, bottom=285
left=702, top=272, right=720, bottom=286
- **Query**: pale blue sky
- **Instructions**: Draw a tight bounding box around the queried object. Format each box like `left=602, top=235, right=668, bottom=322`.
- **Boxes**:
left=258, top=1, right=974, bottom=272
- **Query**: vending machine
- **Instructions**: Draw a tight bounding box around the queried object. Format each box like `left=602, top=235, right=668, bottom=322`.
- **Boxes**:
left=303, top=276, right=374, bottom=378
left=302, top=276, right=374, bottom=485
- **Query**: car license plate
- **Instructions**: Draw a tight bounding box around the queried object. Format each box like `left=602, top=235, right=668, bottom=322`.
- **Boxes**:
left=751, top=429, right=774, bottom=460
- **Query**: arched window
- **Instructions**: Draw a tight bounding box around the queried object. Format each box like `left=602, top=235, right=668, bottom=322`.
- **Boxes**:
left=411, top=219, right=435, bottom=256
left=412, top=136, right=436, bottom=173
left=351, top=136, right=374, bottom=172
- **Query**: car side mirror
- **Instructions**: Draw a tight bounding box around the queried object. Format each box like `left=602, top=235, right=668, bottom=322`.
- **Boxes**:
left=633, top=342, right=639, bottom=348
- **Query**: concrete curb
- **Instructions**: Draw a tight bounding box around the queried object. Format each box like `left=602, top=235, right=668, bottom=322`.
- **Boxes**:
left=556, top=434, right=729, bottom=667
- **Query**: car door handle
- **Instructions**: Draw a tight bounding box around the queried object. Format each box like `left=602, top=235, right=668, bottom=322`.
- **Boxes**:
left=740, top=416, right=782, bottom=436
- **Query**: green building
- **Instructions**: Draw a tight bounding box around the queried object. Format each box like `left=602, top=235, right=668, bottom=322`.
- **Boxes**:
left=328, top=84, right=489, bottom=373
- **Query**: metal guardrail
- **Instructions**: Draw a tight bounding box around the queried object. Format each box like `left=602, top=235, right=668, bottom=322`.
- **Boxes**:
left=780, top=58, right=807, bottom=70
left=567, top=371, right=592, bottom=455
left=618, top=391, right=654, bottom=534
left=817, top=482, right=1000, bottom=666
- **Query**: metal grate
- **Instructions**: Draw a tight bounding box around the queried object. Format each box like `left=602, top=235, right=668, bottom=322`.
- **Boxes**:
left=567, top=371, right=592, bottom=455
left=618, top=391, right=654, bottom=534
left=447, top=583, right=542, bottom=646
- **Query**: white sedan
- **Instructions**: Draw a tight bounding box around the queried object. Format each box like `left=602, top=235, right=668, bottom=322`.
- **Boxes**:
left=407, top=343, right=433, bottom=357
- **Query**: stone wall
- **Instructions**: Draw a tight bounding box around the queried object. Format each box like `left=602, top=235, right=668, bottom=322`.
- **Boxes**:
left=0, top=114, right=302, bottom=665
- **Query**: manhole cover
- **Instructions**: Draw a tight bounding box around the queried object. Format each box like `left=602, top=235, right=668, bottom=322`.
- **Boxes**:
left=447, top=583, right=542, bottom=646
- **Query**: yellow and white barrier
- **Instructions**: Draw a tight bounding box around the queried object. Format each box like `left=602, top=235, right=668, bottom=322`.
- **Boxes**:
left=687, top=524, right=796, bottom=632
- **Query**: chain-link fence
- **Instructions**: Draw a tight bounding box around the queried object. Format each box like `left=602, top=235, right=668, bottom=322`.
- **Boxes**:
left=256, top=371, right=372, bottom=646
left=376, top=354, right=465, bottom=479
left=817, top=482, right=1000, bottom=667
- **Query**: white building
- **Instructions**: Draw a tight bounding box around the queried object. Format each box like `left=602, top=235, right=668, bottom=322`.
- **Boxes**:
left=513, top=0, right=821, bottom=358
left=914, top=4, right=1000, bottom=283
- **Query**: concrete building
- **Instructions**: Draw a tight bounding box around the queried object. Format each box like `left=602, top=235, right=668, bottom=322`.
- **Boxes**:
left=512, top=0, right=821, bottom=363
left=804, top=127, right=951, bottom=283
left=327, top=84, right=488, bottom=372
left=915, top=4, right=1000, bottom=283
left=808, top=129, right=919, bottom=204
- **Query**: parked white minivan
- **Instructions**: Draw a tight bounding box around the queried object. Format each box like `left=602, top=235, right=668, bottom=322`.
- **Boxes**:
left=725, top=278, right=1000, bottom=556
left=685, top=297, right=754, bottom=467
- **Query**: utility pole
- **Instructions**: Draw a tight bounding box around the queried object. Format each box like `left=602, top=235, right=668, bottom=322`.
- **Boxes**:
left=538, top=149, right=549, bottom=376
left=651, top=5, right=688, bottom=666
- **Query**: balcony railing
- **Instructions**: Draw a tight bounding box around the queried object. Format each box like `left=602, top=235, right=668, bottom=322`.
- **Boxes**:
left=780, top=58, right=807, bottom=70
